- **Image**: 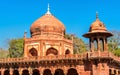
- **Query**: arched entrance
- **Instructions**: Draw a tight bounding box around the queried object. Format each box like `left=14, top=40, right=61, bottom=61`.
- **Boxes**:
left=67, top=68, right=78, bottom=75
left=13, top=70, right=19, bottom=75
left=4, top=70, right=10, bottom=75
left=22, top=70, right=29, bottom=75
left=43, top=69, right=52, bottom=75
left=29, top=48, right=38, bottom=56
left=65, top=49, right=70, bottom=55
left=32, top=69, right=40, bottom=75
left=46, top=47, right=58, bottom=55
left=54, top=69, right=64, bottom=75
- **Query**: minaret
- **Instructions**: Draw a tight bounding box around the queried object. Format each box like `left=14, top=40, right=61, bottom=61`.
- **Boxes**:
left=83, top=13, right=113, bottom=52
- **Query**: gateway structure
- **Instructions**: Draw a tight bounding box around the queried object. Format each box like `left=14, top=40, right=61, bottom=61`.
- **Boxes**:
left=0, top=5, right=120, bottom=75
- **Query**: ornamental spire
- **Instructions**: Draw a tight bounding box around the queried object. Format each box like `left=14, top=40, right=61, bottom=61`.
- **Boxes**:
left=96, top=11, right=99, bottom=20
left=46, top=3, right=51, bottom=15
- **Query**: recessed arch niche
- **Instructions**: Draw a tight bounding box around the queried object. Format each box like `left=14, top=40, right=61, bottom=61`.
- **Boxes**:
left=29, top=47, right=38, bottom=56
left=46, top=47, right=58, bottom=56
left=65, top=49, right=70, bottom=55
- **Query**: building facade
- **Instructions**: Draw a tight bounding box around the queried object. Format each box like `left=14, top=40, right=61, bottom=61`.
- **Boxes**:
left=0, top=5, right=120, bottom=75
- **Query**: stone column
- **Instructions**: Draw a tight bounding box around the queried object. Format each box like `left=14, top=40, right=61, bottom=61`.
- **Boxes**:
left=40, top=72, right=43, bottom=75
left=63, top=69, right=67, bottom=75
left=111, top=68, right=114, bottom=75
left=97, top=37, right=100, bottom=51
left=10, top=68, right=13, bottom=75
left=28, top=67, right=32, bottom=75
left=1, top=69, right=5, bottom=75
left=105, top=38, right=108, bottom=51
left=39, top=68, right=43, bottom=75
left=18, top=68, right=23, bottom=75
left=103, top=37, right=106, bottom=51
left=116, top=69, right=118, bottom=75
left=90, top=37, right=94, bottom=52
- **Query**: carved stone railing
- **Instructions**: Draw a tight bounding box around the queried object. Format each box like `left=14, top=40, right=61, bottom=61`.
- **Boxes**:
left=0, top=52, right=119, bottom=64
left=0, top=54, right=86, bottom=63
left=88, top=51, right=120, bottom=62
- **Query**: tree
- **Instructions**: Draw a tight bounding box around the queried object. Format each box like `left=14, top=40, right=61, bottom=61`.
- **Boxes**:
left=65, top=34, right=87, bottom=54
left=8, top=38, right=24, bottom=58
left=113, top=49, right=120, bottom=57
left=0, top=48, right=8, bottom=58
left=108, top=30, right=120, bottom=57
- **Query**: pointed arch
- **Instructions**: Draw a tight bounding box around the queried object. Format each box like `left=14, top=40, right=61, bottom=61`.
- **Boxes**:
left=4, top=70, right=10, bottom=75
left=22, top=69, right=29, bottom=75
left=67, top=68, right=78, bottom=75
left=54, top=69, right=64, bottom=75
left=43, top=69, right=52, bottom=75
left=13, top=70, right=19, bottom=75
left=29, top=47, right=38, bottom=56
left=46, top=47, right=58, bottom=56
left=65, top=49, right=70, bottom=55
left=32, top=69, right=40, bottom=75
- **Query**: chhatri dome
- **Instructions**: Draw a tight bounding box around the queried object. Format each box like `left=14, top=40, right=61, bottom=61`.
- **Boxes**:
left=89, top=12, right=107, bottom=32
left=83, top=12, right=113, bottom=38
left=30, top=4, right=65, bottom=37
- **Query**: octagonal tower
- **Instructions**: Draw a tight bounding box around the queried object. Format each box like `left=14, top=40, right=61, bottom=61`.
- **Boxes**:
left=23, top=4, right=73, bottom=57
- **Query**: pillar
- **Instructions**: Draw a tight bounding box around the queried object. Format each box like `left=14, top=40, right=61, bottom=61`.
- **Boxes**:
left=28, top=67, right=32, bottom=75
left=105, top=38, right=108, bottom=51
left=63, top=69, right=67, bottom=75
left=90, top=37, right=94, bottom=52
left=39, top=69, right=43, bottom=75
left=40, top=72, right=43, bottom=75
left=10, top=68, right=13, bottom=75
left=1, top=69, right=5, bottom=75
left=18, top=68, right=23, bottom=75
left=97, top=37, right=100, bottom=51
left=111, top=68, right=114, bottom=75
left=103, top=37, right=106, bottom=51
left=116, top=69, right=118, bottom=75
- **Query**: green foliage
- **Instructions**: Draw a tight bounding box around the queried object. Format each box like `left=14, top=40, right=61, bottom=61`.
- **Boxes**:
left=113, top=49, right=120, bottom=57
left=108, top=31, right=120, bottom=57
left=0, top=48, right=8, bottom=58
left=65, top=34, right=87, bottom=54
left=8, top=38, right=24, bottom=58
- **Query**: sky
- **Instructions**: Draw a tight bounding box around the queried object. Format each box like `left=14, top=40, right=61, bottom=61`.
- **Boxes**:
left=0, top=0, right=120, bottom=49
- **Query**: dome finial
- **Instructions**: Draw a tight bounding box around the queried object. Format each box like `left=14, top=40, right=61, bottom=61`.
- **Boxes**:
left=46, top=3, right=51, bottom=15
left=96, top=11, right=99, bottom=20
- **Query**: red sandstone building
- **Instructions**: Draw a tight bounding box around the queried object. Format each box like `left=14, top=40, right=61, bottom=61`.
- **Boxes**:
left=0, top=5, right=120, bottom=75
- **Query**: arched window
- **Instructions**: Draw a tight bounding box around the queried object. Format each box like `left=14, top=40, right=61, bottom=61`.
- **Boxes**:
left=43, top=69, right=52, bottom=75
left=13, top=70, right=19, bottom=75
left=4, top=70, right=10, bottom=75
left=46, top=47, right=58, bottom=56
left=29, top=48, right=38, bottom=56
left=32, top=69, right=40, bottom=75
left=67, top=68, right=78, bottom=75
left=54, top=69, right=64, bottom=75
left=65, top=49, right=70, bottom=55
left=22, top=70, right=29, bottom=75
